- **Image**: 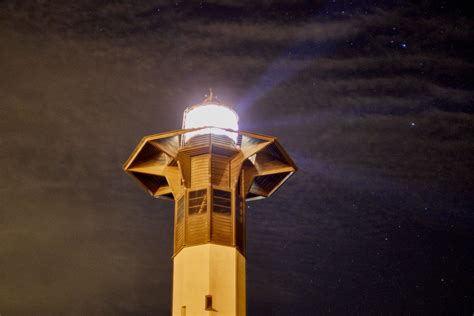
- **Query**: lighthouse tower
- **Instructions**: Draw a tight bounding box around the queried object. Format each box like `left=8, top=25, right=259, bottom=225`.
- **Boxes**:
left=123, top=91, right=297, bottom=315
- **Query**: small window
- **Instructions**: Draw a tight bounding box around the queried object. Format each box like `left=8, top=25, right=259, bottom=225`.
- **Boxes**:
left=189, top=189, right=207, bottom=215
left=205, top=295, right=213, bottom=311
left=181, top=305, right=186, bottom=316
left=213, top=190, right=231, bottom=215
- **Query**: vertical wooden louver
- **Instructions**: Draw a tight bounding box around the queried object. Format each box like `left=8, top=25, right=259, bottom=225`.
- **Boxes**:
left=175, top=196, right=185, bottom=252
left=211, top=154, right=230, bottom=187
left=186, top=189, right=209, bottom=245
left=211, top=190, right=232, bottom=245
left=190, top=155, right=210, bottom=187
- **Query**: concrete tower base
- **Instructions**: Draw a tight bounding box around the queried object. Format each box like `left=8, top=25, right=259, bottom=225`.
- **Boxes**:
left=172, top=244, right=246, bottom=316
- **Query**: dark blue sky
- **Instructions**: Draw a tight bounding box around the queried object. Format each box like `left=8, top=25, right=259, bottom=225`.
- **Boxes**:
left=0, top=1, right=472, bottom=314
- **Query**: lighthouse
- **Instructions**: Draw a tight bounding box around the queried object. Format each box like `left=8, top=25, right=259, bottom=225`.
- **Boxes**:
left=123, top=91, right=297, bottom=315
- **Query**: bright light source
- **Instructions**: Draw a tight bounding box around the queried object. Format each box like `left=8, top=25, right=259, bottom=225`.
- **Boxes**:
left=184, top=104, right=238, bottom=131
left=183, top=104, right=239, bottom=142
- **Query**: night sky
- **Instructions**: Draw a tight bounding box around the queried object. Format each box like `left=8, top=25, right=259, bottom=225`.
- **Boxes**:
left=1, top=1, right=473, bottom=315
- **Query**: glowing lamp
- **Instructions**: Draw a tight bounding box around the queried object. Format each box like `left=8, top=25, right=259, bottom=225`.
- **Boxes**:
left=182, top=91, right=239, bottom=142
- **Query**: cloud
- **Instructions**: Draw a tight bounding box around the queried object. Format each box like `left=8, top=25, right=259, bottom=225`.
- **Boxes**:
left=0, top=1, right=473, bottom=315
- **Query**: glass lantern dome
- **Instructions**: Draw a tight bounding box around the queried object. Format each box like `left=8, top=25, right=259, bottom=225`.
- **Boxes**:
left=182, top=90, right=239, bottom=143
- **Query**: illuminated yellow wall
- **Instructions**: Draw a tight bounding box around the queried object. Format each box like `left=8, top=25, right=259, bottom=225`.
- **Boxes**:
left=172, top=244, right=246, bottom=316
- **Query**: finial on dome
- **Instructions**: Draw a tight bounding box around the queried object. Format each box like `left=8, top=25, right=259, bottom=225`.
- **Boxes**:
left=203, top=88, right=215, bottom=103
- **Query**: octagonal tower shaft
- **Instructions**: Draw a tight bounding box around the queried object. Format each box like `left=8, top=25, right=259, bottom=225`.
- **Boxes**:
left=172, top=135, right=247, bottom=316
left=124, top=128, right=296, bottom=316
left=173, top=134, right=248, bottom=255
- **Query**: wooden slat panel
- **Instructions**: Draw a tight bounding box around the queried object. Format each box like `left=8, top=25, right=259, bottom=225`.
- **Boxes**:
left=190, top=154, right=210, bottom=187
left=210, top=134, right=239, bottom=156
left=211, top=144, right=239, bottom=157
left=212, top=213, right=232, bottom=245
left=212, top=154, right=230, bottom=187
left=180, top=134, right=210, bottom=157
left=183, top=134, right=210, bottom=148
left=175, top=197, right=185, bottom=253
left=211, top=134, right=235, bottom=146
left=175, top=223, right=184, bottom=249
left=186, top=213, right=209, bottom=245
left=211, top=189, right=232, bottom=245
left=185, top=189, right=209, bottom=245
left=230, top=153, right=244, bottom=186
left=179, top=146, right=210, bottom=156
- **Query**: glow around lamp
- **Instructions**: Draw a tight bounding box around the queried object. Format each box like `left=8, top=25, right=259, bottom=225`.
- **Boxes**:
left=182, top=90, right=239, bottom=143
